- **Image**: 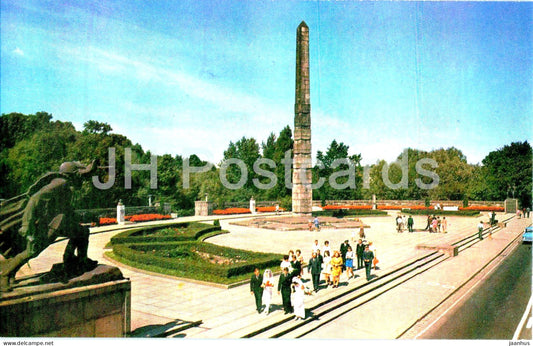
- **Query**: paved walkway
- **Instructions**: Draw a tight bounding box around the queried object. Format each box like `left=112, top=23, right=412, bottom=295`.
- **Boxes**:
left=304, top=216, right=532, bottom=339
left=14, top=211, right=531, bottom=338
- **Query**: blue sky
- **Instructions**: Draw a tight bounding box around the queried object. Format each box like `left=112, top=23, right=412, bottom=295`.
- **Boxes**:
left=1, top=0, right=531, bottom=165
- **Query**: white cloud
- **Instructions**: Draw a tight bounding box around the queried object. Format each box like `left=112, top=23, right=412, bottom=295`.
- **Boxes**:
left=12, top=47, right=24, bottom=56
left=112, top=122, right=225, bottom=164
left=57, top=45, right=295, bottom=161
left=61, top=45, right=291, bottom=122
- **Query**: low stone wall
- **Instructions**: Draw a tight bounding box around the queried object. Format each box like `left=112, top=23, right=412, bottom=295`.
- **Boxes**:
left=415, top=244, right=458, bottom=257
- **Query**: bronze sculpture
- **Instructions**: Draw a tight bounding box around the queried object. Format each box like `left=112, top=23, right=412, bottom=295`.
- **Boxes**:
left=0, top=161, right=98, bottom=292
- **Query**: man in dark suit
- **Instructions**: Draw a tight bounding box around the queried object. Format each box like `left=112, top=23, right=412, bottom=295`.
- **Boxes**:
left=425, top=215, right=431, bottom=231
left=340, top=240, right=350, bottom=271
left=363, top=245, right=375, bottom=281
left=307, top=251, right=323, bottom=292
left=316, top=249, right=324, bottom=265
left=250, top=267, right=264, bottom=313
left=356, top=239, right=365, bottom=269
left=290, top=254, right=301, bottom=279
left=408, top=215, right=414, bottom=232
left=278, top=267, right=293, bottom=314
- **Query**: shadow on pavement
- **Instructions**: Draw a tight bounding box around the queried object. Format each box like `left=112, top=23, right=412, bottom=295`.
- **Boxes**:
left=129, top=319, right=201, bottom=337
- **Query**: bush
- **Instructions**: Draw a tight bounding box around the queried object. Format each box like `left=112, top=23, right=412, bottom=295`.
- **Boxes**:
left=175, top=209, right=195, bottom=217
left=424, top=198, right=431, bottom=208
left=279, top=196, right=292, bottom=212
left=332, top=209, right=347, bottom=218
left=463, top=198, right=469, bottom=208
left=213, top=219, right=220, bottom=227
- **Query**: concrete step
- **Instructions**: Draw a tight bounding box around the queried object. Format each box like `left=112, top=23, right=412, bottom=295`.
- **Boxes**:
left=247, top=252, right=447, bottom=338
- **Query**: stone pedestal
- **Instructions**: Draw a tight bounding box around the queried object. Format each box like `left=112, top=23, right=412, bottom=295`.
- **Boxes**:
left=195, top=201, right=213, bottom=216
left=117, top=200, right=125, bottom=225
left=0, top=265, right=130, bottom=337
left=250, top=198, right=256, bottom=214
left=505, top=198, right=518, bottom=214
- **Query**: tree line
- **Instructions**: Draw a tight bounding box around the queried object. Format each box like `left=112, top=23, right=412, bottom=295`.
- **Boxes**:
left=1, top=112, right=531, bottom=213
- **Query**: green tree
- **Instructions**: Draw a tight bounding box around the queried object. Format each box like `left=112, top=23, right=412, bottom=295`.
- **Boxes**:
left=313, top=140, right=363, bottom=201
left=261, top=132, right=277, bottom=160
left=4, top=121, right=78, bottom=197
left=364, top=147, right=473, bottom=201
left=82, top=120, right=113, bottom=135
left=221, top=136, right=261, bottom=200
left=271, top=126, right=293, bottom=200
left=481, top=141, right=532, bottom=208
left=428, top=148, right=474, bottom=200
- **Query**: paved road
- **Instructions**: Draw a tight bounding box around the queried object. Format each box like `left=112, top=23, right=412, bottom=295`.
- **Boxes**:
left=423, top=241, right=532, bottom=339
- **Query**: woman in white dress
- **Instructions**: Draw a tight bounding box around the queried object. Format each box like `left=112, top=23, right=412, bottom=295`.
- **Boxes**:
left=291, top=276, right=306, bottom=320
left=261, top=269, right=274, bottom=315
left=322, top=250, right=332, bottom=286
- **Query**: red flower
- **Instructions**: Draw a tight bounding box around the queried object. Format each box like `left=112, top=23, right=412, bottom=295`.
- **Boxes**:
left=129, top=214, right=172, bottom=222
left=99, top=214, right=172, bottom=225
left=213, top=208, right=251, bottom=215
left=459, top=206, right=504, bottom=212
left=99, top=217, right=117, bottom=225
left=377, top=205, right=403, bottom=210
left=256, top=206, right=286, bottom=212
left=322, top=205, right=372, bottom=210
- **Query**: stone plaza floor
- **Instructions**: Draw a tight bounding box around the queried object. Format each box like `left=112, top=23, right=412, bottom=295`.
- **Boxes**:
left=14, top=211, right=532, bottom=338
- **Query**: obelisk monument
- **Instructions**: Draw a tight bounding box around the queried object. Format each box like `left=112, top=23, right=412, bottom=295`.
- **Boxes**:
left=292, top=21, right=312, bottom=215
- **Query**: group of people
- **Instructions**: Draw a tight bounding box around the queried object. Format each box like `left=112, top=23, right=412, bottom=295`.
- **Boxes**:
left=309, top=238, right=379, bottom=287
left=517, top=207, right=531, bottom=219
left=250, top=238, right=378, bottom=320
left=395, top=214, right=452, bottom=234
left=395, top=214, right=414, bottom=233
left=423, top=215, right=448, bottom=233
left=250, top=259, right=307, bottom=319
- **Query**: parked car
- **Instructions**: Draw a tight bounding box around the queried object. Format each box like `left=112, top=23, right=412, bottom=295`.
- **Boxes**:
left=522, top=226, right=533, bottom=244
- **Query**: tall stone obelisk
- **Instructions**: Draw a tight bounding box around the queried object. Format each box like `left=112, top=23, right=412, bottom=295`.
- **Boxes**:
left=292, top=21, right=312, bottom=215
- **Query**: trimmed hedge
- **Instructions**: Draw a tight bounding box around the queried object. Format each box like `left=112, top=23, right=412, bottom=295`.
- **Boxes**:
left=109, top=222, right=283, bottom=284
left=109, top=222, right=222, bottom=245
left=113, top=241, right=281, bottom=281
left=401, top=209, right=480, bottom=216
left=313, top=209, right=387, bottom=218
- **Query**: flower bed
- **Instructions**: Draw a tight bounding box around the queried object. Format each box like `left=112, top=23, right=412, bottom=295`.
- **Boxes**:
left=377, top=205, right=404, bottom=210
left=322, top=205, right=372, bottom=210
left=99, top=217, right=118, bottom=225
left=129, top=214, right=172, bottom=222
left=404, top=205, right=433, bottom=210
left=99, top=213, right=171, bottom=225
left=212, top=207, right=251, bottom=215
left=459, top=206, right=504, bottom=212
left=256, top=206, right=286, bottom=212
